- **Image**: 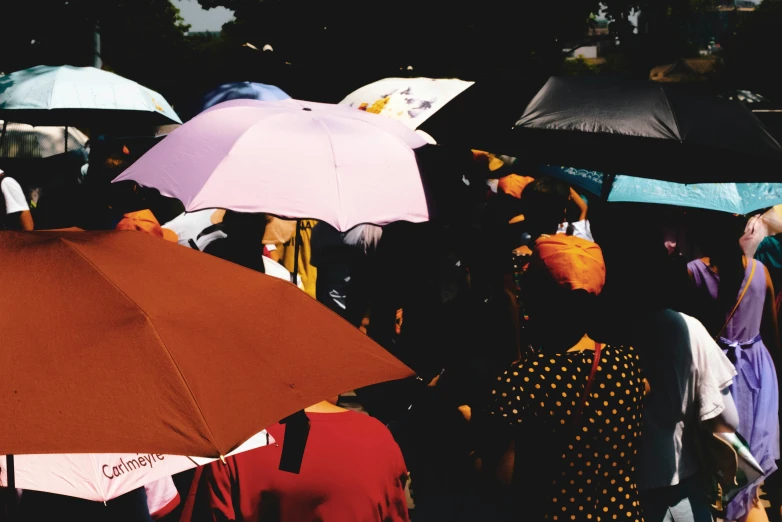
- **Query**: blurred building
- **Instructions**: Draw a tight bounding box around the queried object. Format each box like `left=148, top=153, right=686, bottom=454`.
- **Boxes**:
left=650, top=57, right=724, bottom=83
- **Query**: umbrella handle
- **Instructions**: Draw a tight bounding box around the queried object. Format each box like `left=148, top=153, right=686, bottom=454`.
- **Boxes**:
left=0, top=121, right=6, bottom=154
left=5, top=454, right=17, bottom=520
left=290, top=220, right=301, bottom=284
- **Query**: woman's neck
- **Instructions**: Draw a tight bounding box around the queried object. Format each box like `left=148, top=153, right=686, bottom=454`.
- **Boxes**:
left=566, top=334, right=600, bottom=353
left=533, top=327, right=598, bottom=354
left=304, top=401, right=348, bottom=413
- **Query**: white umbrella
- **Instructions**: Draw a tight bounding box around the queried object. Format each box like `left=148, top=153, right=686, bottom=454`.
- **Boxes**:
left=0, top=65, right=182, bottom=126
left=340, top=77, right=473, bottom=130
left=0, top=120, right=88, bottom=159
left=0, top=430, right=273, bottom=503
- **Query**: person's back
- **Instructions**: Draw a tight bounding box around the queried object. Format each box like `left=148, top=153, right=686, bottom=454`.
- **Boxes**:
left=635, top=310, right=737, bottom=522
left=486, top=236, right=645, bottom=522
left=194, top=406, right=409, bottom=522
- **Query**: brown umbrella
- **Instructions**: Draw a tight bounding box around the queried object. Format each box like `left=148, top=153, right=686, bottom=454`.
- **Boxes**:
left=0, top=229, right=412, bottom=457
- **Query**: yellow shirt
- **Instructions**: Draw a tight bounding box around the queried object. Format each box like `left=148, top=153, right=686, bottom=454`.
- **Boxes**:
left=281, top=219, right=318, bottom=298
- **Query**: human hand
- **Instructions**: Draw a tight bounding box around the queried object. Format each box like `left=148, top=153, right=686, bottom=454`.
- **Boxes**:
left=569, top=187, right=588, bottom=220
left=740, top=214, right=767, bottom=259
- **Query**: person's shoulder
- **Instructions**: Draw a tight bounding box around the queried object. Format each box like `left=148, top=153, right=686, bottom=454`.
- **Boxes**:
left=686, top=257, right=705, bottom=269
left=0, top=176, right=21, bottom=190
left=602, top=343, right=640, bottom=361
left=334, top=412, right=398, bottom=442
left=678, top=312, right=726, bottom=363
left=336, top=410, right=387, bottom=428
left=751, top=257, right=768, bottom=272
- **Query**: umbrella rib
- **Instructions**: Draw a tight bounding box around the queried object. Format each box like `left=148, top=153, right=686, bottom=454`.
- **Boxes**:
left=47, top=67, right=60, bottom=113
left=87, top=453, right=109, bottom=504
left=314, top=118, right=344, bottom=228
left=337, top=112, right=425, bottom=150
left=660, top=85, right=684, bottom=143
left=58, top=238, right=224, bottom=454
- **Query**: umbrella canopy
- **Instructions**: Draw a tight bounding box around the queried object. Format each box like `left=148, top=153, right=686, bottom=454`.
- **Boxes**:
left=0, top=430, right=273, bottom=502
left=199, top=82, right=290, bottom=114
left=0, top=229, right=412, bottom=456
left=114, top=99, right=430, bottom=231
left=540, top=164, right=782, bottom=215
left=516, top=76, right=782, bottom=183
left=0, top=120, right=87, bottom=159
left=0, top=65, right=182, bottom=126
left=340, top=77, right=474, bottom=129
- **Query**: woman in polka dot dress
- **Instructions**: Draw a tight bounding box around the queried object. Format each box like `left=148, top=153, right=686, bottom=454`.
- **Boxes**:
left=488, top=235, right=645, bottom=522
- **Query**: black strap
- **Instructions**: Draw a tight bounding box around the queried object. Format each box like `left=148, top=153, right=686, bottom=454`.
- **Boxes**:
left=278, top=410, right=310, bottom=474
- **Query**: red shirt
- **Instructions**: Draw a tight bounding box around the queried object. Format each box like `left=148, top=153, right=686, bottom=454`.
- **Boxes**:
left=195, top=411, right=409, bottom=522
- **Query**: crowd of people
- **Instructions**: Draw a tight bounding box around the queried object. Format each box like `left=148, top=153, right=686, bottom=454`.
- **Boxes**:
left=0, top=139, right=781, bottom=522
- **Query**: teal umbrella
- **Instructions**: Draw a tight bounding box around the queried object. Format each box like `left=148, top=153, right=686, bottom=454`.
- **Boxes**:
left=540, top=165, right=782, bottom=215
left=0, top=65, right=181, bottom=126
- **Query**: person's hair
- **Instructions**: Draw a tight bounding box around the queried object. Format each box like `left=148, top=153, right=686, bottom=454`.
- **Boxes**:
left=523, top=263, right=597, bottom=353
left=521, top=176, right=570, bottom=235
left=693, top=212, right=747, bottom=314
left=344, top=224, right=383, bottom=252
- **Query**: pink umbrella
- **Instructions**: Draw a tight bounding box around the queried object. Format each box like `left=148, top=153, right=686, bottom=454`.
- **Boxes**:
left=114, top=99, right=430, bottom=232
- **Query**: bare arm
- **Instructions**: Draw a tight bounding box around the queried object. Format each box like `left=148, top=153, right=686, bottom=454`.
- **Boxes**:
left=569, top=187, right=588, bottom=221
left=19, top=210, right=34, bottom=231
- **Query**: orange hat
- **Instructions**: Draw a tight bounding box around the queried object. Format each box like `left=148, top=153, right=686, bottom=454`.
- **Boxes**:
left=532, top=235, right=605, bottom=295
left=116, top=209, right=178, bottom=243
left=498, top=174, right=535, bottom=199
left=471, top=149, right=505, bottom=171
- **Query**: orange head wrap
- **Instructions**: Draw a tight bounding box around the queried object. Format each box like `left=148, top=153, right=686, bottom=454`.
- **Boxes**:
left=116, top=209, right=178, bottom=243
left=532, top=235, right=605, bottom=295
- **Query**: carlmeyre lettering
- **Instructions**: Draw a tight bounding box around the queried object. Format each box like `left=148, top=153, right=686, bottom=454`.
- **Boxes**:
left=102, top=454, right=166, bottom=479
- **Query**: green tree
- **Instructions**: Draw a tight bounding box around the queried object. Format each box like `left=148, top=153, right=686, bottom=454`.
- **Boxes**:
left=197, top=0, right=602, bottom=102
left=727, top=0, right=782, bottom=100
left=0, top=0, right=190, bottom=106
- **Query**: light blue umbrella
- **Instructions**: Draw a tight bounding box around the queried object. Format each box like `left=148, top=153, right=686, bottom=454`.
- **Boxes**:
left=540, top=165, right=782, bottom=215
left=198, top=82, right=290, bottom=113
left=0, top=65, right=182, bottom=126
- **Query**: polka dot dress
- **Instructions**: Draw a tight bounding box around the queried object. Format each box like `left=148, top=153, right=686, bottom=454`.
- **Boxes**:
left=490, top=345, right=644, bottom=522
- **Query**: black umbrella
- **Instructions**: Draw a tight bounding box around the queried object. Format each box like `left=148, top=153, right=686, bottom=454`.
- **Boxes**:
left=514, top=76, right=782, bottom=183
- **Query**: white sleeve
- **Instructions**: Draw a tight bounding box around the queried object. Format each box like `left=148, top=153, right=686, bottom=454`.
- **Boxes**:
left=556, top=220, right=595, bottom=243
left=145, top=476, right=180, bottom=519
left=570, top=220, right=594, bottom=242
left=486, top=179, right=499, bottom=193
left=1, top=178, right=29, bottom=214
left=681, top=313, right=737, bottom=422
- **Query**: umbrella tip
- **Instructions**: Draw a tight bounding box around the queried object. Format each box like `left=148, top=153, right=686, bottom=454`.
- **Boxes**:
left=220, top=455, right=227, bottom=464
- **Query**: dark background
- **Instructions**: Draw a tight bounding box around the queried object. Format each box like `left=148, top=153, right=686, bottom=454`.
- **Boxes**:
left=2, top=0, right=781, bottom=128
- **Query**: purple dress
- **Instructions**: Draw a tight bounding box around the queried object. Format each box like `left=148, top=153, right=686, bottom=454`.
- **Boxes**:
left=688, top=258, right=780, bottom=520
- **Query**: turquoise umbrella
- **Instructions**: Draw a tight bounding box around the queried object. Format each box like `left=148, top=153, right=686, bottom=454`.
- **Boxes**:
left=0, top=65, right=182, bottom=126
left=540, top=165, right=782, bottom=215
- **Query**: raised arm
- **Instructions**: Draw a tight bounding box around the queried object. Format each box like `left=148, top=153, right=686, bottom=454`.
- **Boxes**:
left=569, top=187, right=588, bottom=222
